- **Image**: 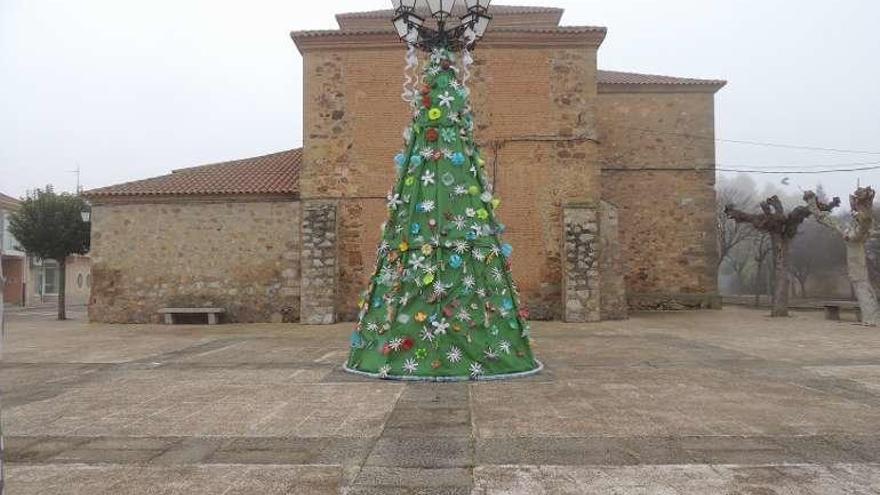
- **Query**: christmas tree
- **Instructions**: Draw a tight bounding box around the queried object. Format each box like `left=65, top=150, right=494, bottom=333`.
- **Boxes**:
left=345, top=47, right=541, bottom=381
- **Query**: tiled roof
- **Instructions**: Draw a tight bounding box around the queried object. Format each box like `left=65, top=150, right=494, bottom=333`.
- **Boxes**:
left=0, top=192, right=21, bottom=209
left=337, top=5, right=563, bottom=19
left=293, top=25, right=606, bottom=38
left=598, top=70, right=726, bottom=88
left=84, top=149, right=302, bottom=199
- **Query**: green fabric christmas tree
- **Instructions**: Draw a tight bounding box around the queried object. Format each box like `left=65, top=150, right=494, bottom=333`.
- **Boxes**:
left=345, top=47, right=541, bottom=381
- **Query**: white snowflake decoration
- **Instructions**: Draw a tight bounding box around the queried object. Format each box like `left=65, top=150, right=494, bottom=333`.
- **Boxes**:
left=491, top=267, right=504, bottom=283
left=366, top=322, right=379, bottom=333
left=438, top=91, right=455, bottom=108
left=472, top=249, right=486, bottom=262
left=403, top=358, right=419, bottom=374
left=453, top=185, right=468, bottom=196
left=462, top=275, right=476, bottom=290
left=432, top=318, right=451, bottom=335
left=379, top=364, right=392, bottom=378
left=421, top=326, right=436, bottom=343
left=484, top=347, right=498, bottom=360
left=432, top=280, right=449, bottom=298
left=452, top=216, right=467, bottom=230
left=377, top=241, right=390, bottom=255
left=453, top=240, right=469, bottom=254
left=408, top=255, right=427, bottom=272
left=499, top=340, right=512, bottom=354
left=421, top=170, right=435, bottom=186
left=389, top=338, right=404, bottom=351
left=446, top=346, right=463, bottom=363
left=469, top=362, right=484, bottom=378
left=420, top=147, right=435, bottom=159
left=387, top=193, right=403, bottom=210
left=419, top=200, right=436, bottom=213
left=456, top=308, right=472, bottom=322
left=465, top=207, right=476, bottom=218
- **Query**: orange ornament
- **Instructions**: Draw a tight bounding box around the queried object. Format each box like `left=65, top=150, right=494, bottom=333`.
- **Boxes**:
left=426, top=128, right=439, bottom=142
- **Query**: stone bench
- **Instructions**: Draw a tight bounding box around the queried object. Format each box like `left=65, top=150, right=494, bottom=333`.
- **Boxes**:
left=823, top=302, right=861, bottom=322
left=158, top=307, right=225, bottom=325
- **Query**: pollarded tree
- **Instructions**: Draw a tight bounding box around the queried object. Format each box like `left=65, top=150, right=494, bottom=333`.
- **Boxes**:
left=804, top=187, right=880, bottom=325
left=725, top=196, right=811, bottom=316
left=8, top=187, right=90, bottom=320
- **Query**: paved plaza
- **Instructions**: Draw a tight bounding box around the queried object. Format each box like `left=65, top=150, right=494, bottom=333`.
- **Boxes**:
left=2, top=306, right=879, bottom=494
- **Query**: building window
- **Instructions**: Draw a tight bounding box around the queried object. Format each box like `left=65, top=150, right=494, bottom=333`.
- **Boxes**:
left=77, top=273, right=84, bottom=288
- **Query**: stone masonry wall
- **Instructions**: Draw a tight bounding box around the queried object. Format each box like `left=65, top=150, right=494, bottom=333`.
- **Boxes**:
left=88, top=200, right=301, bottom=323
left=598, top=91, right=720, bottom=308
left=599, top=201, right=628, bottom=320
left=300, top=44, right=601, bottom=321
left=562, top=205, right=601, bottom=322
left=300, top=201, right=338, bottom=324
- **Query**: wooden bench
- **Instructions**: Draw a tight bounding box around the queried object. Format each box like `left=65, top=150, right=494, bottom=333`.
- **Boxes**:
left=158, top=307, right=225, bottom=325
left=823, top=301, right=861, bottom=322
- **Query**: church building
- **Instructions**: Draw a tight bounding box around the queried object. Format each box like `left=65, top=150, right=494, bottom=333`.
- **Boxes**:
left=84, top=5, right=725, bottom=324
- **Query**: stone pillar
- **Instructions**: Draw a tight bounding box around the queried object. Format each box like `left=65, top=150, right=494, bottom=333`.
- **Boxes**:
left=599, top=201, right=628, bottom=320
left=562, top=204, right=601, bottom=322
left=300, top=201, right=338, bottom=324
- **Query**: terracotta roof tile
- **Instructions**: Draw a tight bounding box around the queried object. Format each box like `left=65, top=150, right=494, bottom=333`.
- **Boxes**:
left=292, top=25, right=606, bottom=38
left=84, top=149, right=301, bottom=199
left=337, top=5, right=563, bottom=19
left=598, top=70, right=726, bottom=88
left=0, top=192, right=21, bottom=209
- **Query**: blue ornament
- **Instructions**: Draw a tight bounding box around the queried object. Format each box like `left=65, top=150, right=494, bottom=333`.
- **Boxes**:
left=496, top=223, right=507, bottom=234
left=449, top=254, right=463, bottom=269
left=451, top=152, right=466, bottom=166
left=466, top=231, right=477, bottom=241
left=411, top=155, right=423, bottom=167
left=350, top=331, right=364, bottom=348
left=502, top=298, right=514, bottom=311
left=411, top=223, right=421, bottom=235
left=372, top=296, right=383, bottom=308
left=394, top=153, right=407, bottom=167
left=501, top=243, right=513, bottom=258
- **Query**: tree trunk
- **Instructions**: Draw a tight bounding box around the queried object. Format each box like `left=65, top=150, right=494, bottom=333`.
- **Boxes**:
left=57, top=258, right=67, bottom=321
left=772, top=235, right=790, bottom=317
left=846, top=241, right=880, bottom=325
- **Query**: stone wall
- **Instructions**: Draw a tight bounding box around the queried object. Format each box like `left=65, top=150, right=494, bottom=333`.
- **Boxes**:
left=299, top=42, right=601, bottom=321
left=562, top=204, right=601, bottom=322
left=300, top=201, right=337, bottom=324
left=88, top=199, right=301, bottom=323
left=599, top=201, right=628, bottom=320
left=598, top=91, right=720, bottom=308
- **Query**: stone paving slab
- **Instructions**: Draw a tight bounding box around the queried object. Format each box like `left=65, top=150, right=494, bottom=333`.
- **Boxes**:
left=6, top=464, right=342, bottom=494
left=472, top=464, right=880, bottom=494
left=4, top=307, right=880, bottom=493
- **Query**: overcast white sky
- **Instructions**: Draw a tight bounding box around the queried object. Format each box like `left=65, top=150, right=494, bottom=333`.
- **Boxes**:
left=2, top=0, right=879, bottom=204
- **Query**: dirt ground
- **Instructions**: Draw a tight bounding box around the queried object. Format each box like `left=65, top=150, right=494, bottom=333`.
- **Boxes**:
left=2, top=306, right=879, bottom=494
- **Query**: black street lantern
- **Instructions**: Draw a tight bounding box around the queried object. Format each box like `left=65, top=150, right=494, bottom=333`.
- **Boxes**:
left=392, top=0, right=492, bottom=52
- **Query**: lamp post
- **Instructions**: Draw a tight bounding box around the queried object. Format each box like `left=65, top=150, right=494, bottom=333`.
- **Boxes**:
left=392, top=0, right=492, bottom=52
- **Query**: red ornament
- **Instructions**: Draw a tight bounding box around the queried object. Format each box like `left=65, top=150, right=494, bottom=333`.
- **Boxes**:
left=518, top=307, right=530, bottom=319
left=402, top=337, right=415, bottom=351
left=420, top=84, right=432, bottom=95
left=381, top=344, right=392, bottom=356
left=426, top=128, right=439, bottom=142
left=422, top=95, right=432, bottom=108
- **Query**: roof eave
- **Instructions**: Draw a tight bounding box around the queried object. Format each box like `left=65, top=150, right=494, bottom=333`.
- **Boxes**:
left=598, top=81, right=727, bottom=94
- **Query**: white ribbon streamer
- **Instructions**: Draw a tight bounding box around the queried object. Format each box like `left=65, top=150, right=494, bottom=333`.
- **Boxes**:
left=401, top=42, right=419, bottom=105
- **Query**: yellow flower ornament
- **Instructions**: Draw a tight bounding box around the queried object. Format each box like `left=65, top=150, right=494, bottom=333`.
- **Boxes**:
left=428, top=107, right=443, bottom=121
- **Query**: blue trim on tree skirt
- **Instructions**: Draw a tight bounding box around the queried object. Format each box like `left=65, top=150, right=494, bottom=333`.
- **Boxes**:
left=343, top=360, right=543, bottom=382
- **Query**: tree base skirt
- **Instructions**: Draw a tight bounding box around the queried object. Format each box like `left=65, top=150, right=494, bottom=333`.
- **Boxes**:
left=343, top=360, right=543, bottom=382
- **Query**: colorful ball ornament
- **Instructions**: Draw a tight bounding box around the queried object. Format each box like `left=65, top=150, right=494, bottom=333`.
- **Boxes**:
left=423, top=272, right=435, bottom=285
left=501, top=243, right=514, bottom=258
left=422, top=95, right=432, bottom=108
left=415, top=311, right=428, bottom=322
left=492, top=198, right=501, bottom=209
left=468, top=185, right=480, bottom=196
left=428, top=108, right=443, bottom=121
left=405, top=175, right=416, bottom=186
left=450, top=254, right=463, bottom=269
left=421, top=244, right=433, bottom=256
left=350, top=331, right=364, bottom=348
left=410, top=223, right=421, bottom=235
left=476, top=209, right=489, bottom=220
left=451, top=152, right=466, bottom=166
left=441, top=172, right=455, bottom=186
left=502, top=298, right=514, bottom=311
left=394, top=153, right=407, bottom=167
left=399, top=241, right=409, bottom=252
left=420, top=84, right=432, bottom=95
left=411, top=155, right=423, bottom=167
left=426, top=128, right=439, bottom=142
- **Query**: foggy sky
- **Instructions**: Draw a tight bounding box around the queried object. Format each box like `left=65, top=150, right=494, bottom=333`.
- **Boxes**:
left=2, top=0, right=879, bottom=206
